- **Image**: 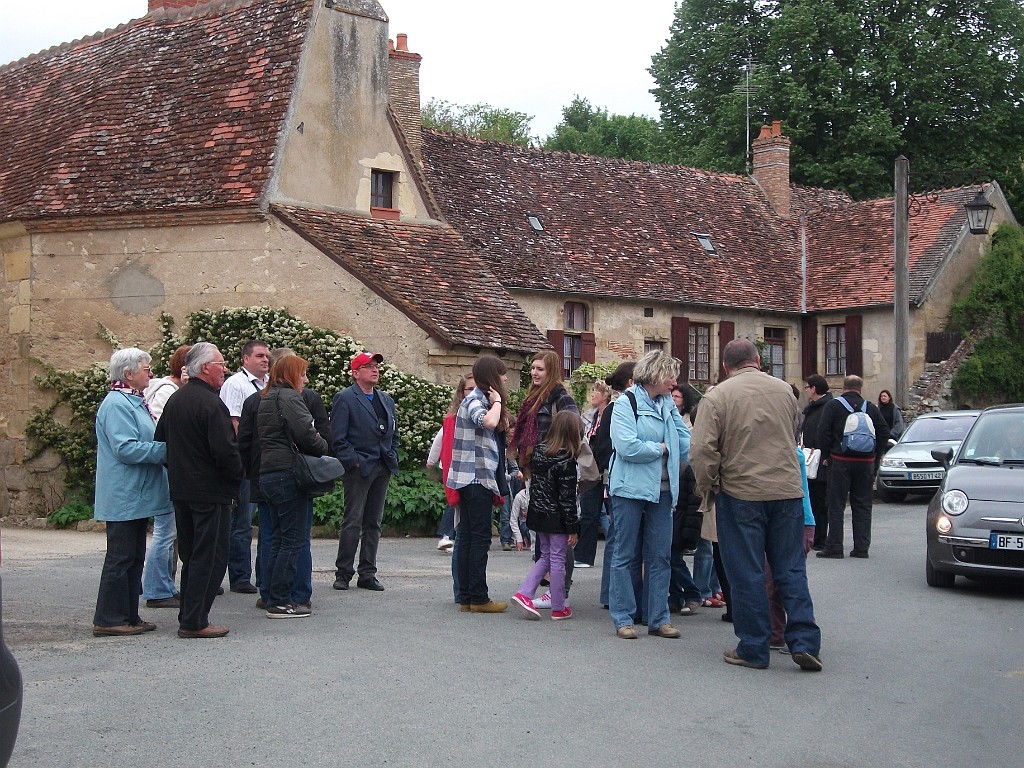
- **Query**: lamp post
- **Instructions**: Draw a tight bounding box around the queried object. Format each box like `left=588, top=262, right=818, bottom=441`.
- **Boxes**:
left=893, top=156, right=996, bottom=410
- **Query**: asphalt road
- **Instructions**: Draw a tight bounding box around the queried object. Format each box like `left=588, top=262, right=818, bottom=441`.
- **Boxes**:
left=2, top=500, right=1022, bottom=768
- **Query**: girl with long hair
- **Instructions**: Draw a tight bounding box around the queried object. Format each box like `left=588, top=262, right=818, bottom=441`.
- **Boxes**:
left=510, top=350, right=578, bottom=471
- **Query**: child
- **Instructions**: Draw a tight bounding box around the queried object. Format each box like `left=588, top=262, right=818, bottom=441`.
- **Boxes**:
left=511, top=411, right=583, bottom=621
left=509, top=480, right=531, bottom=551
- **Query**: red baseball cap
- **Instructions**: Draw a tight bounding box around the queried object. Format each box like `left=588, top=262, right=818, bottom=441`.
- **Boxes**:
left=350, top=352, right=384, bottom=371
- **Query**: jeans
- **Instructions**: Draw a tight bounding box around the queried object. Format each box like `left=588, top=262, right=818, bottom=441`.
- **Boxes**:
left=454, top=483, right=493, bottom=605
left=692, top=538, right=720, bottom=599
left=825, top=457, right=874, bottom=554
left=599, top=491, right=615, bottom=605
left=141, top=511, right=177, bottom=600
left=450, top=527, right=461, bottom=600
left=93, top=518, right=148, bottom=627
left=174, top=500, right=230, bottom=631
left=259, top=471, right=307, bottom=607
left=437, top=505, right=457, bottom=539
left=258, top=498, right=314, bottom=605
left=575, top=484, right=605, bottom=566
left=808, top=478, right=829, bottom=547
left=228, top=479, right=254, bottom=588
left=716, top=491, right=820, bottom=667
left=608, top=492, right=672, bottom=631
left=669, top=548, right=701, bottom=609
left=518, top=532, right=569, bottom=611
left=499, top=495, right=514, bottom=546
left=335, top=464, right=391, bottom=581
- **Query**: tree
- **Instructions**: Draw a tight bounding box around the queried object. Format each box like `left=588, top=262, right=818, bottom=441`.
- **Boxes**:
left=421, top=98, right=535, bottom=147
left=543, top=97, right=663, bottom=161
left=650, top=0, right=1024, bottom=205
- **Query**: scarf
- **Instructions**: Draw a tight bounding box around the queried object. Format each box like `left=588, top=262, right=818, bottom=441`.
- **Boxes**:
left=111, top=380, right=156, bottom=424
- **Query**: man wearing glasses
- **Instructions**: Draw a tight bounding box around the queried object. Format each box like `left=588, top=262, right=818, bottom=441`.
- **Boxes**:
left=155, top=342, right=242, bottom=638
left=329, top=352, right=400, bottom=592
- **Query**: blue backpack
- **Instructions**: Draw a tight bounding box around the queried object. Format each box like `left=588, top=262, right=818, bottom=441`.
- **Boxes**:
left=838, top=397, right=876, bottom=454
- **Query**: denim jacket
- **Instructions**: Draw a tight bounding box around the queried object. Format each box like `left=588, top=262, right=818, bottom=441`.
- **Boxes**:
left=608, top=384, right=690, bottom=506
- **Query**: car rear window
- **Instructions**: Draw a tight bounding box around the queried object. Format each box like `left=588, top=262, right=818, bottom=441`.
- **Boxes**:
left=902, top=415, right=977, bottom=443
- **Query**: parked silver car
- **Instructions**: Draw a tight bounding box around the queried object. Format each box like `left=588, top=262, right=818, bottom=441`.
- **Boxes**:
left=925, top=404, right=1024, bottom=588
left=876, top=410, right=980, bottom=502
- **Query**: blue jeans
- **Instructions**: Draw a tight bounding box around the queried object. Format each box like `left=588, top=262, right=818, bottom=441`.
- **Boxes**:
left=228, top=479, right=254, bottom=587
left=437, top=505, right=457, bottom=539
left=599, top=493, right=615, bottom=606
left=258, top=472, right=307, bottom=607
left=450, top=527, right=461, bottom=600
left=608, top=492, right=672, bottom=630
left=257, top=499, right=313, bottom=605
left=716, top=491, right=821, bottom=667
left=692, top=538, right=720, bottom=599
left=454, top=483, right=493, bottom=604
left=142, top=511, right=177, bottom=600
left=669, top=548, right=701, bottom=609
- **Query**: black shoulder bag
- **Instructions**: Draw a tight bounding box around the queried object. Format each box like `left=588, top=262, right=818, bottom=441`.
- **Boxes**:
left=275, top=393, right=344, bottom=496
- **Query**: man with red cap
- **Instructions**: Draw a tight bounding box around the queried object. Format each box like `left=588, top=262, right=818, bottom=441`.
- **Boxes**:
left=330, top=352, right=400, bottom=591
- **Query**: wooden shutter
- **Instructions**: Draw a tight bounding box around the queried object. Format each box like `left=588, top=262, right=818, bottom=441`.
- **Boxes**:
left=581, top=332, right=596, bottom=364
left=671, top=316, right=690, bottom=381
left=546, top=330, right=565, bottom=374
left=801, top=315, right=818, bottom=378
left=845, top=314, right=863, bottom=376
left=718, top=320, right=735, bottom=382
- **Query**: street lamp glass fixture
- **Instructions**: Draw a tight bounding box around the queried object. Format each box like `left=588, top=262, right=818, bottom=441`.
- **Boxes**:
left=964, top=190, right=995, bottom=235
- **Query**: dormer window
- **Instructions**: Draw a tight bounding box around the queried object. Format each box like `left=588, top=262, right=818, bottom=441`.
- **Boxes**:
left=371, top=170, right=395, bottom=209
left=693, top=233, right=717, bottom=254
left=527, top=214, right=544, bottom=232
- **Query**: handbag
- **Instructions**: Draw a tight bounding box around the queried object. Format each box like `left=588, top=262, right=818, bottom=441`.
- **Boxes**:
left=802, top=447, right=822, bottom=480
left=275, top=394, right=344, bottom=496
left=577, top=440, right=602, bottom=492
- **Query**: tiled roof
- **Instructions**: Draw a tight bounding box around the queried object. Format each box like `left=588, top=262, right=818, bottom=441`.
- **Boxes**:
left=0, top=0, right=312, bottom=224
left=421, top=132, right=805, bottom=313
left=804, top=188, right=974, bottom=311
left=272, top=205, right=550, bottom=354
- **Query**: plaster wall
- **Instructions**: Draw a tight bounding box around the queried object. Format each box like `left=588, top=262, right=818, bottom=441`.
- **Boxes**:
left=272, top=4, right=430, bottom=221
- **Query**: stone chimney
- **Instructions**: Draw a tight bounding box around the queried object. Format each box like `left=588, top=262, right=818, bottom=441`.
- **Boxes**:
left=752, top=120, right=791, bottom=218
left=148, top=0, right=201, bottom=12
left=388, top=33, right=423, bottom=161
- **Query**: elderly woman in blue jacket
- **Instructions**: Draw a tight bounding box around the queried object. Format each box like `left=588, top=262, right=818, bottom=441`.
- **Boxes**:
left=607, top=350, right=690, bottom=640
left=92, top=348, right=173, bottom=637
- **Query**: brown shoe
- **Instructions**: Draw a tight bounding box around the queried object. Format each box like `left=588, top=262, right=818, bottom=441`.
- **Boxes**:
left=791, top=651, right=823, bottom=672
left=177, top=624, right=230, bottom=639
left=648, top=624, right=681, bottom=638
left=723, top=648, right=768, bottom=669
left=469, top=600, right=508, bottom=613
left=145, top=596, right=180, bottom=609
left=459, top=604, right=471, bottom=612
left=616, top=625, right=639, bottom=639
left=132, top=620, right=157, bottom=632
left=93, top=624, right=145, bottom=637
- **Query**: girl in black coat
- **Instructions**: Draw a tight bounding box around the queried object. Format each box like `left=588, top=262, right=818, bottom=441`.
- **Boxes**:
left=511, top=411, right=583, bottom=621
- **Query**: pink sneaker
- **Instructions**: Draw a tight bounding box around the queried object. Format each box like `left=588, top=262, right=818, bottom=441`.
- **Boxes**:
left=511, top=592, right=540, bottom=620
left=551, top=606, right=573, bottom=620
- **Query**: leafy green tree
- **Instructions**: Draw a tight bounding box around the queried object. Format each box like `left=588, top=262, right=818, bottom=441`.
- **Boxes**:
left=650, top=0, right=1024, bottom=204
left=421, top=98, right=535, bottom=147
left=544, top=97, right=663, bottom=161
left=949, top=224, right=1024, bottom=405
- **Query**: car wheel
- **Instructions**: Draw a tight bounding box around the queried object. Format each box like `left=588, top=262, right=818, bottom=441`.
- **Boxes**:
left=926, top=559, right=955, bottom=588
left=876, top=486, right=907, bottom=503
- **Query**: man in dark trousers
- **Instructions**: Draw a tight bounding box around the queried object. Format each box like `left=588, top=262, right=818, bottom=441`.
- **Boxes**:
left=330, top=352, right=399, bottom=592
left=816, top=375, right=891, bottom=560
left=800, top=374, right=833, bottom=550
left=155, top=342, right=243, bottom=638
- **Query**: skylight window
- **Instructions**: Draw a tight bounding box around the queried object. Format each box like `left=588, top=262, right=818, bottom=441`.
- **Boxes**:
left=527, top=214, right=544, bottom=232
left=692, top=233, right=717, bottom=254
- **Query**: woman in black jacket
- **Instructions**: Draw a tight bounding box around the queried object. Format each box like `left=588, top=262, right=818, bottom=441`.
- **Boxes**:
left=255, top=355, right=328, bottom=619
left=800, top=374, right=833, bottom=550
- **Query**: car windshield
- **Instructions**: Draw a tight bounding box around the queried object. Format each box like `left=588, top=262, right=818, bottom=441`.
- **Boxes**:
left=959, top=411, right=1024, bottom=463
left=901, top=414, right=977, bottom=443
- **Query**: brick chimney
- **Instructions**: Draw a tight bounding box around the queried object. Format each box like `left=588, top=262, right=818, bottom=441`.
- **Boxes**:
left=148, top=0, right=201, bottom=12
left=752, top=120, right=791, bottom=218
left=388, top=33, right=423, bottom=161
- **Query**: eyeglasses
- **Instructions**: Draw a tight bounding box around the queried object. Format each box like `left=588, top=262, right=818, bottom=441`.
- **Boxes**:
left=358, top=364, right=380, bottom=371
left=206, top=361, right=230, bottom=368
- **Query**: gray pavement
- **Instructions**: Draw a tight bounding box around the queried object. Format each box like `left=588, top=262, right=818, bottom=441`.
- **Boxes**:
left=2, top=501, right=1022, bottom=767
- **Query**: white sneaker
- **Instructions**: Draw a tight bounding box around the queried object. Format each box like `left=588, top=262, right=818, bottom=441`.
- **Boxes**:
left=573, top=561, right=592, bottom=568
left=437, top=536, right=454, bottom=551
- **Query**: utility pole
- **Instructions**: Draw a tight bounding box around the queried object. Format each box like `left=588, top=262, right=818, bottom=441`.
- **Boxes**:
left=894, top=156, right=910, bottom=410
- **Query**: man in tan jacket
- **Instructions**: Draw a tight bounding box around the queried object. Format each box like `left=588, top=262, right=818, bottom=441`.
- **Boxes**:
left=689, top=339, right=822, bottom=672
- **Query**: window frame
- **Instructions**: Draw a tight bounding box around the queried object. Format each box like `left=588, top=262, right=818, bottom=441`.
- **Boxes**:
left=370, top=170, right=396, bottom=210
left=825, top=324, right=846, bottom=376
left=688, top=323, right=712, bottom=383
left=763, top=327, right=786, bottom=379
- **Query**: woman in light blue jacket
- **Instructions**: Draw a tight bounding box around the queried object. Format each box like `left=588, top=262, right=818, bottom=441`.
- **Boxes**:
left=607, top=350, right=690, bottom=640
left=92, top=348, right=172, bottom=637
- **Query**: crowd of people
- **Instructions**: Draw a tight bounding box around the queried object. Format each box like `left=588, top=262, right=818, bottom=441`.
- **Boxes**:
left=91, top=336, right=901, bottom=670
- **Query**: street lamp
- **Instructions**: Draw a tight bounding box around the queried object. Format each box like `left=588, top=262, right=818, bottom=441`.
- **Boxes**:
left=893, top=156, right=994, bottom=410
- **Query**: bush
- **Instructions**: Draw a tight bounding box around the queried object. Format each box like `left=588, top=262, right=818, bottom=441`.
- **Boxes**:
left=47, top=499, right=94, bottom=528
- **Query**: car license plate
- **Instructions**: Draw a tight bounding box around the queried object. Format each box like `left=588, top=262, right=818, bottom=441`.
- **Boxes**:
left=990, top=533, right=1024, bottom=550
left=910, top=471, right=943, bottom=481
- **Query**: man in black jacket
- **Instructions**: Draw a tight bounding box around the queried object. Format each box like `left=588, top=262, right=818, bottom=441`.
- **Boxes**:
left=815, top=375, right=891, bottom=559
left=800, top=375, right=833, bottom=550
left=155, top=342, right=243, bottom=638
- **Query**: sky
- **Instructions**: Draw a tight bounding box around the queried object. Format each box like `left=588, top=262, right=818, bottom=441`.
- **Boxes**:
left=0, top=0, right=678, bottom=140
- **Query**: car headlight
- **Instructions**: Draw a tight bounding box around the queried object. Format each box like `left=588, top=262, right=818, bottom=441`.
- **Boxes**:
left=936, top=516, right=952, bottom=534
left=880, top=457, right=906, bottom=469
left=941, top=490, right=969, bottom=516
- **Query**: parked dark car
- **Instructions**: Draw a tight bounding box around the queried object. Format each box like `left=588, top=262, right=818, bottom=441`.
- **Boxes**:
left=876, top=410, right=980, bottom=502
left=925, top=404, right=1024, bottom=588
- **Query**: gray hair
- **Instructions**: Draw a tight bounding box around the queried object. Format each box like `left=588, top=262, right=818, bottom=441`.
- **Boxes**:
left=270, top=347, right=295, bottom=366
left=632, top=349, right=680, bottom=387
left=108, top=348, right=151, bottom=383
left=184, top=342, right=220, bottom=378
left=723, top=338, right=759, bottom=370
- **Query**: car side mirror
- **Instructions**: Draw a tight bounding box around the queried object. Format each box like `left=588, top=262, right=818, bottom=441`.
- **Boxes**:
left=931, top=447, right=954, bottom=468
